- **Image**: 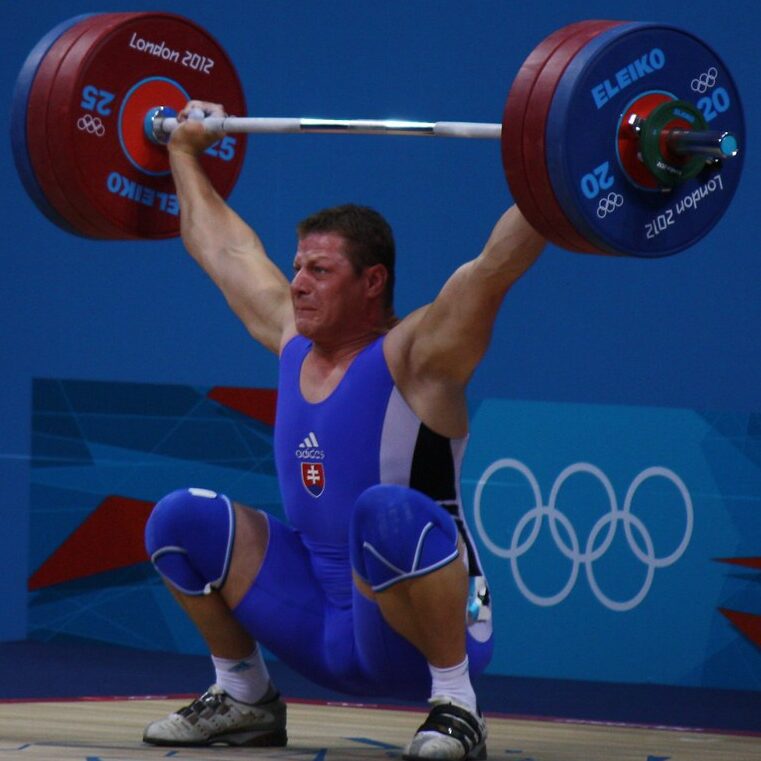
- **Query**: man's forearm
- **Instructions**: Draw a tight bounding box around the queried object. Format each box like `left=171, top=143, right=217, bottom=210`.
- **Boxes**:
left=477, top=206, right=545, bottom=289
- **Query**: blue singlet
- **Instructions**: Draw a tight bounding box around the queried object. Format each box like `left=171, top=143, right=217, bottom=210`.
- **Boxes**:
left=231, top=334, right=493, bottom=699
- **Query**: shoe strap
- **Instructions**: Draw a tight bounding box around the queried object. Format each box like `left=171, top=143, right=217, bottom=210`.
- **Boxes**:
left=177, top=689, right=224, bottom=718
left=416, top=702, right=483, bottom=752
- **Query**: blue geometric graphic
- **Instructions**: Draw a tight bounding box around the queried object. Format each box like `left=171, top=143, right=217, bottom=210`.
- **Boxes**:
left=28, top=378, right=281, bottom=654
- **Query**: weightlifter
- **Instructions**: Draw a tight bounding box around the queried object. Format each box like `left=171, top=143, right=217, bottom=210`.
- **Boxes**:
left=142, top=100, right=544, bottom=760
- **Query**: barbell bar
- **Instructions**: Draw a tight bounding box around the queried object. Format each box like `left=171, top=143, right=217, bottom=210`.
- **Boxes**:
left=11, top=12, right=745, bottom=255
left=149, top=107, right=738, bottom=162
left=149, top=109, right=504, bottom=140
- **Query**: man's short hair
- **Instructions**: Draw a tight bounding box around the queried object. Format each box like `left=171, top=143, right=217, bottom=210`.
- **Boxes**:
left=297, top=204, right=396, bottom=310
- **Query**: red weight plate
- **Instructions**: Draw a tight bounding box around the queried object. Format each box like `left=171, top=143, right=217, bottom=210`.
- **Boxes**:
left=45, top=13, right=247, bottom=239
left=12, top=13, right=97, bottom=237
left=503, top=21, right=611, bottom=251
left=26, top=14, right=133, bottom=238
left=521, top=21, right=625, bottom=253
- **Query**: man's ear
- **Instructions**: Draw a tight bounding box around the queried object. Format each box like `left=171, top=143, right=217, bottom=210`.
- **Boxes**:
left=364, top=263, right=388, bottom=298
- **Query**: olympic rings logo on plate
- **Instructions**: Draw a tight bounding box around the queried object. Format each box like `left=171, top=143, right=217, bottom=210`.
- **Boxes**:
left=473, top=459, right=693, bottom=611
left=77, top=113, right=106, bottom=137
left=596, top=192, right=624, bottom=219
left=691, top=67, right=718, bottom=94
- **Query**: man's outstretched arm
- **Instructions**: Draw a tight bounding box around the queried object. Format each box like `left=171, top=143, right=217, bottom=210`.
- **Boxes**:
left=168, top=101, right=294, bottom=354
left=386, top=207, right=545, bottom=430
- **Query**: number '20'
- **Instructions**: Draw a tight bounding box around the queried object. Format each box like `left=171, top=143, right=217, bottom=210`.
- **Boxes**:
left=697, top=87, right=731, bottom=122
left=580, top=161, right=614, bottom=200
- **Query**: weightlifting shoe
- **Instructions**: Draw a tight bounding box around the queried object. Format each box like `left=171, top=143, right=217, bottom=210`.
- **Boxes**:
left=402, top=697, right=487, bottom=760
left=142, top=683, right=286, bottom=747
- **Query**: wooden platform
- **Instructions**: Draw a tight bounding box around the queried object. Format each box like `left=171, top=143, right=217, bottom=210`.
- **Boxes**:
left=0, top=697, right=759, bottom=760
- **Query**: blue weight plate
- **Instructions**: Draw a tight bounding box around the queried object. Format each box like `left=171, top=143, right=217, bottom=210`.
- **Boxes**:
left=545, top=23, right=745, bottom=257
left=10, top=14, right=96, bottom=236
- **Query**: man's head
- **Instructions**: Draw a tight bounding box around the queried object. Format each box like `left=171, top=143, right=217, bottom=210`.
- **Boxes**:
left=296, top=204, right=396, bottom=312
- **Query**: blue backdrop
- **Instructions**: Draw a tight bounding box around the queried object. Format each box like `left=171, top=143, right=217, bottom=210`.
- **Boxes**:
left=2, top=0, right=760, bottom=701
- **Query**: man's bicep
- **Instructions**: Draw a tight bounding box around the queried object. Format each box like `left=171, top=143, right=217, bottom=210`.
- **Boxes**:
left=389, top=265, right=501, bottom=386
left=417, top=264, right=503, bottom=379
left=408, top=210, right=544, bottom=379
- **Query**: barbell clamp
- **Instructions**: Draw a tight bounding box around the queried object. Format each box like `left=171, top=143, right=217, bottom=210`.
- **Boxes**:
left=146, top=105, right=177, bottom=145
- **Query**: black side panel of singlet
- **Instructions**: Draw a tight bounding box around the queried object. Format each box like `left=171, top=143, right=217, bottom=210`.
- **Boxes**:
left=409, top=423, right=482, bottom=576
left=409, top=423, right=456, bottom=502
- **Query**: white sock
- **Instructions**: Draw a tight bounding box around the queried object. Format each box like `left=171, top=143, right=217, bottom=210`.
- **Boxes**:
left=211, top=644, right=272, bottom=704
left=429, top=656, right=477, bottom=714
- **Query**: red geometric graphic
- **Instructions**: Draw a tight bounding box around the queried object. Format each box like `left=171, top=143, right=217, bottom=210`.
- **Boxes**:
left=207, top=387, right=277, bottom=426
left=719, top=608, right=761, bottom=649
left=715, top=555, right=761, bottom=570
left=28, top=495, right=154, bottom=590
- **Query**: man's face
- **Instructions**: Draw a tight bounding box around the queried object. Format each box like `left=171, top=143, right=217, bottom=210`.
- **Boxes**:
left=290, top=232, right=366, bottom=341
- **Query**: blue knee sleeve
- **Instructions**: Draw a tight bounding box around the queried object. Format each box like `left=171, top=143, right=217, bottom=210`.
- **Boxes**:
left=144, top=488, right=235, bottom=595
left=350, top=484, right=459, bottom=592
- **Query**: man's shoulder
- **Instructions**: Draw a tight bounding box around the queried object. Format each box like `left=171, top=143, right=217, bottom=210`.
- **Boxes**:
left=382, top=305, right=434, bottom=388
left=384, top=305, right=429, bottom=354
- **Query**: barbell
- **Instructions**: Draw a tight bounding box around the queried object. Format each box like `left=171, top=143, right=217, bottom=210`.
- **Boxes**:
left=11, top=12, right=744, bottom=257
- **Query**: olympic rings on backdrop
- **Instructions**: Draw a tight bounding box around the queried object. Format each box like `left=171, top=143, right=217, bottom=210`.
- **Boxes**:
left=77, top=114, right=106, bottom=137
left=691, top=67, right=718, bottom=93
left=473, top=459, right=693, bottom=612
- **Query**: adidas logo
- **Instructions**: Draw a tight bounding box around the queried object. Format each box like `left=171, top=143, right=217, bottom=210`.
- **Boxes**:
left=295, top=431, right=325, bottom=460
left=299, top=432, right=319, bottom=449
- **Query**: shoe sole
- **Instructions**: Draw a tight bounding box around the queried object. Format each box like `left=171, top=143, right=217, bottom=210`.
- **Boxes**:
left=401, top=740, right=487, bottom=760
left=143, top=728, right=287, bottom=747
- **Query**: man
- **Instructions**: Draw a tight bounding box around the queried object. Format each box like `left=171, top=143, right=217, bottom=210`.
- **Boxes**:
left=142, top=101, right=544, bottom=761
